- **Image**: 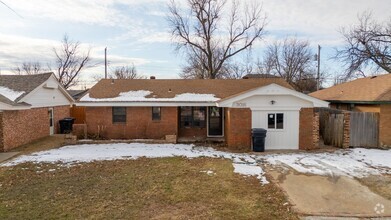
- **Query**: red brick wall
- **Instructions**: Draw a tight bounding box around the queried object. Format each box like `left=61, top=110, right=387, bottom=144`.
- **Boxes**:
left=224, top=108, right=252, bottom=151
left=0, top=112, right=3, bottom=152
left=299, top=108, right=320, bottom=150
left=178, top=127, right=207, bottom=139
left=54, top=106, right=71, bottom=133
left=0, top=106, right=70, bottom=151
left=85, top=107, right=178, bottom=139
left=380, top=104, right=391, bottom=147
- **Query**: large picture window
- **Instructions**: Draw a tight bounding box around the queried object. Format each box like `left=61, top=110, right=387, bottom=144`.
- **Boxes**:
left=180, top=107, right=206, bottom=128
left=268, top=113, right=284, bottom=129
left=112, top=107, right=126, bottom=123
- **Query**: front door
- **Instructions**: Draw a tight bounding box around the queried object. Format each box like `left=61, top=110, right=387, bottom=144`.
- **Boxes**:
left=49, top=108, right=54, bottom=135
left=208, top=107, right=223, bottom=136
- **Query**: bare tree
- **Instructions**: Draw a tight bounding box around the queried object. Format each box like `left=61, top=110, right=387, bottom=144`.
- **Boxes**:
left=168, top=0, right=267, bottom=79
left=111, top=65, right=145, bottom=79
left=261, top=37, right=319, bottom=92
left=53, top=34, right=92, bottom=89
left=335, top=12, right=391, bottom=79
left=13, top=61, right=50, bottom=75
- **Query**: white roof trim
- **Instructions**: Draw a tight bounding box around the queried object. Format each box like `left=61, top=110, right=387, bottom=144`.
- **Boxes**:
left=217, top=83, right=329, bottom=108
left=0, top=101, right=31, bottom=110
left=76, top=101, right=217, bottom=107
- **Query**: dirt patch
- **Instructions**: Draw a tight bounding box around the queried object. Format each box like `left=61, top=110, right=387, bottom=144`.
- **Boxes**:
left=9, top=135, right=66, bottom=155
left=0, top=157, right=298, bottom=219
left=359, top=174, right=391, bottom=201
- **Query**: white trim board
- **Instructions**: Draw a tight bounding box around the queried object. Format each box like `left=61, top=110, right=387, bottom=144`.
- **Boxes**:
left=217, top=83, right=329, bottom=108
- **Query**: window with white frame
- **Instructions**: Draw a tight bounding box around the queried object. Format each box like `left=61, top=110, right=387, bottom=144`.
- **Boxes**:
left=267, top=113, right=284, bottom=129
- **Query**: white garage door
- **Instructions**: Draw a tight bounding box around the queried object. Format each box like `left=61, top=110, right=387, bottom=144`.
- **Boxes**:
left=251, top=110, right=299, bottom=150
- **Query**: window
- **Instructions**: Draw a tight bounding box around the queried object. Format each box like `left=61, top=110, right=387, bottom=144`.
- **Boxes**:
left=152, top=107, right=161, bottom=121
left=112, top=107, right=126, bottom=123
left=180, top=107, right=206, bottom=128
left=268, top=113, right=284, bottom=129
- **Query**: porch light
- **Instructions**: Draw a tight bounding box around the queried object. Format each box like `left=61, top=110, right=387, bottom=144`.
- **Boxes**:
left=270, top=100, right=276, bottom=105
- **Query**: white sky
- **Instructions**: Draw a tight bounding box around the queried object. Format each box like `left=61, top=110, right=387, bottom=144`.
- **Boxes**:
left=0, top=0, right=390, bottom=88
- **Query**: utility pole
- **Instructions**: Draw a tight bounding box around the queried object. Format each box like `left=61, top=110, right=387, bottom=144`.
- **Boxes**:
left=317, top=45, right=321, bottom=91
left=104, top=47, right=107, bottom=79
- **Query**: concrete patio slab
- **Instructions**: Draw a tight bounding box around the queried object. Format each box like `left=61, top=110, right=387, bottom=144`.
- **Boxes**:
left=0, top=152, right=19, bottom=163
left=269, top=170, right=391, bottom=218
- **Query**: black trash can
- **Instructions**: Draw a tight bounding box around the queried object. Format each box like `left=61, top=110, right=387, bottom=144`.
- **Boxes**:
left=252, top=128, right=267, bottom=152
left=59, top=117, right=75, bottom=134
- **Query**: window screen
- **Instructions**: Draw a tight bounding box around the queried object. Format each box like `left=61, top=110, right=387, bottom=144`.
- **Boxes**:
left=268, top=113, right=284, bottom=129
left=180, top=107, right=206, bottom=128
left=192, top=107, right=206, bottom=127
left=152, top=107, right=161, bottom=121
left=112, top=107, right=126, bottom=123
left=268, top=114, right=275, bottom=129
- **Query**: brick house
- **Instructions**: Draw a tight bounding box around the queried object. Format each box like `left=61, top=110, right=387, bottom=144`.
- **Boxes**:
left=0, top=73, right=74, bottom=151
left=310, top=74, right=391, bottom=147
left=77, top=77, right=328, bottom=151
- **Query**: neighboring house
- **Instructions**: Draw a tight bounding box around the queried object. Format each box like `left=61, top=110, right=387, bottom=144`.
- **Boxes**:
left=67, top=89, right=89, bottom=100
left=0, top=73, right=74, bottom=151
left=310, top=74, right=391, bottom=147
left=76, top=78, right=328, bottom=150
left=242, top=74, right=279, bottom=79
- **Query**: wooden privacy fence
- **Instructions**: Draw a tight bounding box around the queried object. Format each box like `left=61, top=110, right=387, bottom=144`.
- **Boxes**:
left=318, top=108, right=379, bottom=148
left=350, top=112, right=379, bottom=148
left=70, top=106, right=86, bottom=124
left=318, top=108, right=344, bottom=148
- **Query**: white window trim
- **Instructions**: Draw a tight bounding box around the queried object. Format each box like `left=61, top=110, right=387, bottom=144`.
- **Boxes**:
left=267, top=113, right=285, bottom=132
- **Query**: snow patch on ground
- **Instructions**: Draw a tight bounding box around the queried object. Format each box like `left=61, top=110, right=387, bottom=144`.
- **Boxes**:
left=3, top=143, right=391, bottom=182
left=1, top=143, right=268, bottom=184
left=80, top=91, right=219, bottom=102
left=264, top=148, right=391, bottom=178
left=0, top=86, right=25, bottom=101
left=233, top=163, right=269, bottom=184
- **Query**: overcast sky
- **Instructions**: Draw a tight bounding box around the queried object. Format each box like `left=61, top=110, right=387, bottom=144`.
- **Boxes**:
left=0, top=0, right=390, bottom=88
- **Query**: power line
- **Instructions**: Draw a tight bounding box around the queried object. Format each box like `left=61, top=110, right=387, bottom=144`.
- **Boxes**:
left=0, top=0, right=23, bottom=18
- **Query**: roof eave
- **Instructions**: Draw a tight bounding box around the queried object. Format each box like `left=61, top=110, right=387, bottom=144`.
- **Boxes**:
left=326, top=100, right=391, bottom=104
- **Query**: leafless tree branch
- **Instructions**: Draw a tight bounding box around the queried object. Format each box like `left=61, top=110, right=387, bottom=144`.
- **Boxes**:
left=168, top=0, right=267, bottom=79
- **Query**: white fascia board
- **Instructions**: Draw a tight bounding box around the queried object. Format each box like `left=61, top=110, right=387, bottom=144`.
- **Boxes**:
left=0, top=102, right=31, bottom=110
left=250, top=107, right=301, bottom=111
left=75, top=101, right=218, bottom=107
left=217, top=83, right=329, bottom=108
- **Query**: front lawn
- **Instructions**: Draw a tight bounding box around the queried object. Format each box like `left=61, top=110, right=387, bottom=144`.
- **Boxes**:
left=0, top=157, right=297, bottom=219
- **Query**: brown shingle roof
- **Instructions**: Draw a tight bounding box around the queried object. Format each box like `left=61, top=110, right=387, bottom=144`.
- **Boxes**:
left=0, top=72, right=52, bottom=105
left=310, top=74, right=391, bottom=102
left=86, top=78, right=293, bottom=101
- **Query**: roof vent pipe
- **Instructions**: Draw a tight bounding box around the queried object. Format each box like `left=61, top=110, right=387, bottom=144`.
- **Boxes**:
left=150, top=76, right=156, bottom=79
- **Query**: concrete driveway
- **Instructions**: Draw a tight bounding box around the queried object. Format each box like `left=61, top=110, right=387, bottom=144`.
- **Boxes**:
left=267, top=169, right=391, bottom=217
left=266, top=166, right=391, bottom=218
left=0, top=152, right=19, bottom=163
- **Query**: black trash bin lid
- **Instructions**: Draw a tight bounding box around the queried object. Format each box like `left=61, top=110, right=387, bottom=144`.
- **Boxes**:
left=252, top=128, right=267, bottom=133
left=63, top=117, right=75, bottom=121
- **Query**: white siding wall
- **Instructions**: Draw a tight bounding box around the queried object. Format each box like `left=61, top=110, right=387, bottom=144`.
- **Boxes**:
left=233, top=94, right=311, bottom=150
left=22, top=76, right=71, bottom=108
left=252, top=110, right=299, bottom=150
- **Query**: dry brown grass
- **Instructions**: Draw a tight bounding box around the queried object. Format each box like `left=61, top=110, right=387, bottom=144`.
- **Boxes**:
left=10, top=135, right=66, bottom=155
left=0, top=157, right=298, bottom=219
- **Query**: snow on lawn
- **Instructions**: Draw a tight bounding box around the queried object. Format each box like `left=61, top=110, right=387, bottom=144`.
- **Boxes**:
left=1, top=143, right=268, bottom=185
left=264, top=148, right=391, bottom=178
left=0, top=86, right=25, bottom=101
left=80, top=91, right=220, bottom=102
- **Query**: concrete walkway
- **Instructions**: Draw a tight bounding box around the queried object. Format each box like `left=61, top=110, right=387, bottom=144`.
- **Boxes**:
left=0, top=152, right=19, bottom=163
left=269, top=170, right=391, bottom=218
